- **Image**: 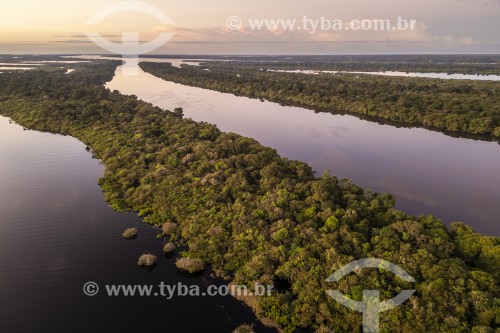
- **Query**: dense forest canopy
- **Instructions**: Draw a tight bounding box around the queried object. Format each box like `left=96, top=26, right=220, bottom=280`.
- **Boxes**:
left=0, top=59, right=498, bottom=332
left=138, top=54, right=500, bottom=75
left=140, top=61, right=500, bottom=141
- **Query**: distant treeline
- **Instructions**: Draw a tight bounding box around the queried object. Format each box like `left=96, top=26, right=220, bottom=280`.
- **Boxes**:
left=0, top=61, right=498, bottom=333
left=139, top=54, right=500, bottom=75
left=140, top=61, right=500, bottom=141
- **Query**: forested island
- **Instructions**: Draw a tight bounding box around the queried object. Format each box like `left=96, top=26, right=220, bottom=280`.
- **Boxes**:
left=0, top=61, right=498, bottom=332
left=140, top=54, right=500, bottom=75
left=140, top=61, right=500, bottom=141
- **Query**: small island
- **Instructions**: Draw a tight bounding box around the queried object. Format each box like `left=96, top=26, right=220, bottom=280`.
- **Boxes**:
left=121, top=227, right=138, bottom=239
left=137, top=254, right=157, bottom=267
left=163, top=242, right=176, bottom=253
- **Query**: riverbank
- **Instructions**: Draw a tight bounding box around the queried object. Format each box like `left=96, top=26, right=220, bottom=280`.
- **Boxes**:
left=105, top=59, right=500, bottom=236
left=0, top=62, right=498, bottom=332
left=139, top=61, right=500, bottom=142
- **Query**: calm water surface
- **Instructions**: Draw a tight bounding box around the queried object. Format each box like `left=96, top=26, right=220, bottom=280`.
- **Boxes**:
left=267, top=69, right=500, bottom=81
left=106, top=60, right=500, bottom=236
left=0, top=116, right=275, bottom=333
left=1, top=57, right=498, bottom=333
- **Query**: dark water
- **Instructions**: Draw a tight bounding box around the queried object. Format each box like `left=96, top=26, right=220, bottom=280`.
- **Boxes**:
left=105, top=60, right=500, bottom=236
left=0, top=116, right=275, bottom=333
left=1, top=58, right=498, bottom=333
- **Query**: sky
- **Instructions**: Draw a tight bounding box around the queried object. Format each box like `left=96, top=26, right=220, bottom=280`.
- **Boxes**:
left=1, top=0, right=499, bottom=54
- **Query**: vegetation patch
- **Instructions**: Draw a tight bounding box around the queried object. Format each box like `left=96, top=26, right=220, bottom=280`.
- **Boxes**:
left=233, top=324, right=256, bottom=333
left=176, top=257, right=205, bottom=273
left=163, top=242, right=176, bottom=253
left=162, top=222, right=178, bottom=235
left=0, top=59, right=497, bottom=332
left=141, top=61, right=500, bottom=141
left=122, top=227, right=138, bottom=239
left=137, top=253, right=157, bottom=267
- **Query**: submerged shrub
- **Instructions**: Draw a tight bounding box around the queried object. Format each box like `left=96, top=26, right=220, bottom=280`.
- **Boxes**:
left=175, top=257, right=205, bottom=273
left=233, top=324, right=255, bottom=333
left=122, top=227, right=138, bottom=239
left=137, top=253, right=157, bottom=267
left=163, top=242, right=176, bottom=253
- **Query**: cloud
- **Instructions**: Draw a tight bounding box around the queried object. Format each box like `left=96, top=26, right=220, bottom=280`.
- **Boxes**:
left=158, top=20, right=477, bottom=47
left=456, top=0, right=500, bottom=5
left=54, top=34, right=121, bottom=38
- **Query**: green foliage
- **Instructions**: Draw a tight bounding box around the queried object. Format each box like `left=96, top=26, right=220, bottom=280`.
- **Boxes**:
left=319, top=216, right=339, bottom=233
left=451, top=222, right=500, bottom=281
left=0, top=59, right=498, bottom=332
left=140, top=61, right=500, bottom=141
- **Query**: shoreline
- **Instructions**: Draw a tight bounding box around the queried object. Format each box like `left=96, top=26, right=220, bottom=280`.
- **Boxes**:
left=1, top=62, right=498, bottom=332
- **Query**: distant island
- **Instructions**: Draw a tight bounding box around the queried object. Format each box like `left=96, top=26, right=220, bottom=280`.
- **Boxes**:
left=140, top=56, right=500, bottom=142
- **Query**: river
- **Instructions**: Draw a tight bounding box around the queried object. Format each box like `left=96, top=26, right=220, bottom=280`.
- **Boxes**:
left=103, top=59, right=500, bottom=236
left=0, top=116, right=274, bottom=333
left=266, top=69, right=500, bottom=81
left=1, top=57, right=498, bottom=333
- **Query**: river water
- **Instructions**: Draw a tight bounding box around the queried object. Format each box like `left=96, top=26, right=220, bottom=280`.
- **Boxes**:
left=266, top=69, right=500, bottom=81
left=0, top=116, right=275, bottom=333
left=1, top=57, right=498, bottom=332
left=104, top=59, right=500, bottom=236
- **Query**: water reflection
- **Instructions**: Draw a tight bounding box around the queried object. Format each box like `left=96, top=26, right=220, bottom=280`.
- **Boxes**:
left=267, top=69, right=500, bottom=81
left=105, top=60, right=500, bottom=236
left=0, top=116, right=275, bottom=333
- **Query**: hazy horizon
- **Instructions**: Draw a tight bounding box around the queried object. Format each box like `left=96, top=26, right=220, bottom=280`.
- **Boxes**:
left=2, top=52, right=500, bottom=55
left=2, top=0, right=499, bottom=55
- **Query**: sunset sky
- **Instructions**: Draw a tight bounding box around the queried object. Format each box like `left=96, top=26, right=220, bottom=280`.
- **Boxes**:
left=1, top=0, right=499, bottom=54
